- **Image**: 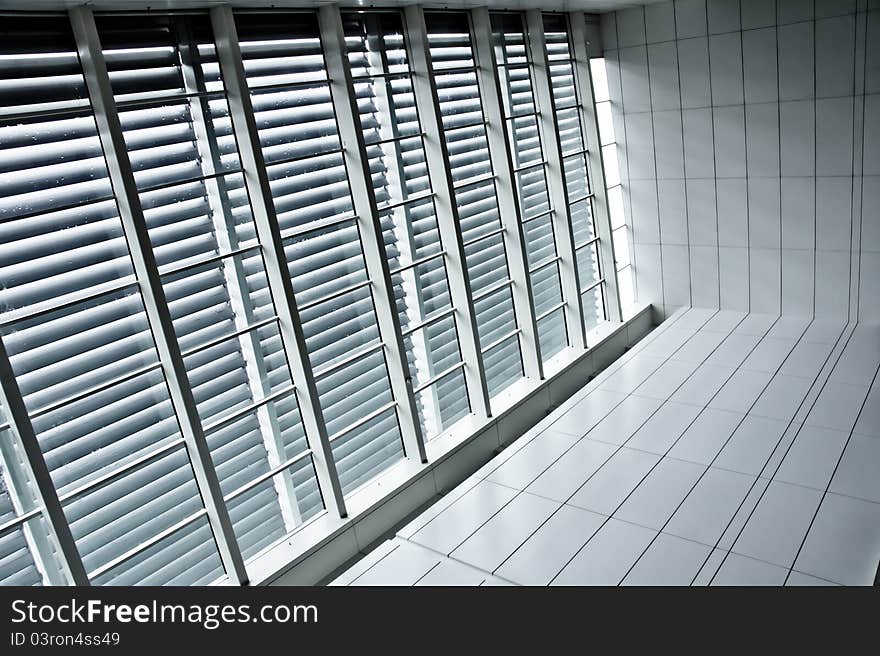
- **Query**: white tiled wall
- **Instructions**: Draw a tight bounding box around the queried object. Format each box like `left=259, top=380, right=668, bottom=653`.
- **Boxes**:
left=602, top=0, right=880, bottom=321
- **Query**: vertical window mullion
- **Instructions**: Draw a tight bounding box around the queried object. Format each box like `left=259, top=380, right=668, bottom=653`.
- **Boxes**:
left=318, top=5, right=427, bottom=463
left=569, top=11, right=622, bottom=323
left=69, top=6, right=248, bottom=585
left=470, top=7, right=544, bottom=380
left=525, top=10, right=587, bottom=351
left=209, top=6, right=348, bottom=520
left=403, top=5, right=491, bottom=420
left=0, top=340, right=88, bottom=585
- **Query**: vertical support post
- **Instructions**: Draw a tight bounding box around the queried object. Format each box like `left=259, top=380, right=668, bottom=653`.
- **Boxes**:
left=176, top=18, right=302, bottom=530
left=470, top=7, right=544, bottom=380
left=69, top=6, right=249, bottom=585
left=525, top=10, right=587, bottom=351
left=209, top=5, right=347, bottom=519
left=0, top=341, right=88, bottom=585
left=570, top=11, right=622, bottom=323
left=318, top=5, right=427, bottom=463
left=403, top=5, right=492, bottom=420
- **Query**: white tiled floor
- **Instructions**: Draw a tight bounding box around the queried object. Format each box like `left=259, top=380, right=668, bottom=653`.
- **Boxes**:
left=333, top=309, right=880, bottom=586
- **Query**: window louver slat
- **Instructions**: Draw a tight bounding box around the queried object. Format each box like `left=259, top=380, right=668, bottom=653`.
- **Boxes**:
left=491, top=12, right=567, bottom=362
left=344, top=11, right=469, bottom=441
left=426, top=11, right=525, bottom=398
left=542, top=14, right=606, bottom=332
left=236, top=13, right=407, bottom=494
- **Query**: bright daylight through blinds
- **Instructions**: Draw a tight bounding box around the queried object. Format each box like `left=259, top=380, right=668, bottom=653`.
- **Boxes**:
left=0, top=8, right=619, bottom=586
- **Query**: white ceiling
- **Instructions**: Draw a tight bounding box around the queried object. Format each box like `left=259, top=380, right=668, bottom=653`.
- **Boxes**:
left=0, top=0, right=660, bottom=15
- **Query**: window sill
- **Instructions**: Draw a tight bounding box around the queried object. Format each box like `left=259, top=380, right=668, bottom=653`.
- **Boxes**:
left=235, top=302, right=654, bottom=586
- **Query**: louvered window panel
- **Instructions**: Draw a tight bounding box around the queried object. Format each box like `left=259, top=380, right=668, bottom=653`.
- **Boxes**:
left=490, top=13, right=567, bottom=362
left=425, top=11, right=525, bottom=400
left=543, top=14, right=606, bottom=332
left=0, top=16, right=227, bottom=585
left=234, top=12, right=408, bottom=492
left=88, top=14, right=327, bottom=578
left=343, top=11, right=470, bottom=440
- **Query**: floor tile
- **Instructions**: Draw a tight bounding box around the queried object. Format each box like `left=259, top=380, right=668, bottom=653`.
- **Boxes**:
left=397, top=477, right=479, bottom=539
left=853, top=381, right=880, bottom=438
left=667, top=408, right=746, bottom=465
left=704, top=332, right=763, bottom=368
left=414, top=558, right=490, bottom=586
left=669, top=330, right=729, bottom=364
left=828, top=328, right=880, bottom=387
left=774, top=424, right=850, bottom=490
left=633, top=359, right=699, bottom=400
left=764, top=316, right=810, bottom=341
left=829, top=434, right=880, bottom=503
left=806, top=382, right=871, bottom=432
left=669, top=363, right=737, bottom=407
left=451, top=492, right=560, bottom=572
left=799, top=319, right=846, bottom=345
left=351, top=541, right=441, bottom=586
left=526, top=438, right=617, bottom=502
left=740, top=337, right=797, bottom=373
left=749, top=374, right=813, bottom=421
left=672, top=308, right=718, bottom=332
left=496, top=504, right=606, bottom=585
left=585, top=395, right=664, bottom=446
left=731, top=480, right=823, bottom=568
left=479, top=576, right=516, bottom=586
left=665, top=467, right=755, bottom=546
left=716, top=476, right=771, bottom=550
left=486, top=429, right=581, bottom=491
left=550, top=518, right=657, bottom=585
left=598, top=356, right=666, bottom=394
left=700, top=310, right=747, bottom=333
left=785, top=571, right=840, bottom=586
left=549, top=389, right=628, bottom=437
left=732, top=313, right=778, bottom=336
left=621, top=533, right=712, bottom=585
left=331, top=540, right=399, bottom=585
left=714, top=415, right=789, bottom=475
left=793, top=492, right=880, bottom=586
left=708, top=368, right=774, bottom=413
left=569, top=447, right=661, bottom=515
left=625, top=401, right=703, bottom=454
left=779, top=340, right=834, bottom=379
left=711, top=552, right=789, bottom=586
left=408, top=479, right=518, bottom=554
left=614, top=457, right=706, bottom=530
left=638, top=329, right=697, bottom=360
left=691, top=548, right=728, bottom=586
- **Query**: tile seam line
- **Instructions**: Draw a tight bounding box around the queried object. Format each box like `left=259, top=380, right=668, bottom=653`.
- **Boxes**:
left=346, top=542, right=402, bottom=586
left=615, top=315, right=824, bottom=585
left=472, top=305, right=696, bottom=482
left=541, top=308, right=774, bottom=585
left=702, top=321, right=858, bottom=585
left=396, top=534, right=521, bottom=586
left=415, top=308, right=722, bottom=575
left=782, top=352, right=880, bottom=585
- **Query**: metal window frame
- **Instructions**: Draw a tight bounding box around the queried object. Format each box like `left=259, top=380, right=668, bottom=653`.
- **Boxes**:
left=403, top=4, right=491, bottom=419
left=525, top=10, right=587, bottom=351
left=470, top=7, right=543, bottom=380
left=569, top=11, right=622, bottom=323
left=318, top=5, right=427, bottom=464
left=0, top=5, right=634, bottom=588
left=209, top=5, right=348, bottom=520
left=69, top=6, right=249, bottom=585
left=0, top=340, right=88, bottom=586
